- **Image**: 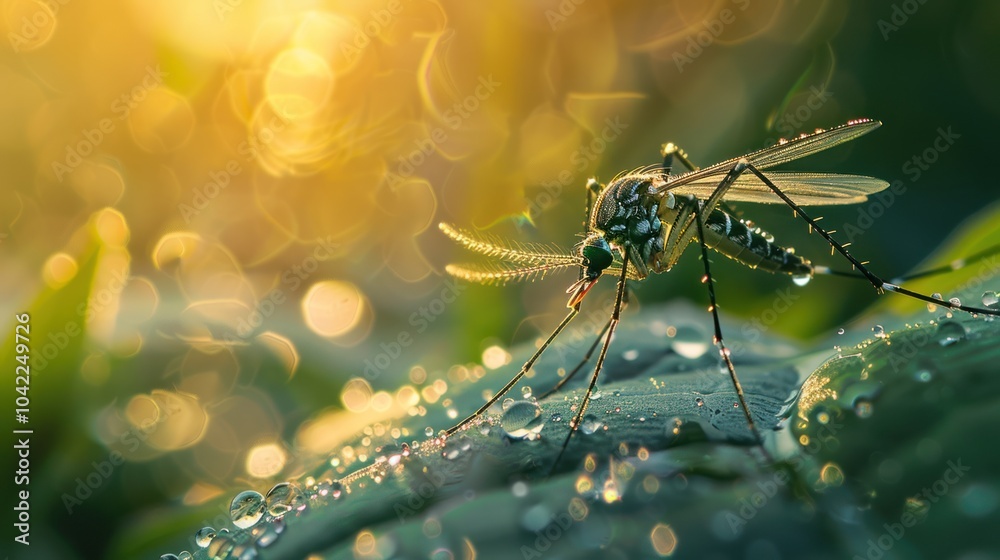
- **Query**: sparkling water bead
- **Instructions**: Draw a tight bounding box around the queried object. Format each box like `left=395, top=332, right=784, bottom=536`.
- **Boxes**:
left=499, top=400, right=543, bottom=439
left=230, top=490, right=266, bottom=529
left=266, top=482, right=307, bottom=518
left=195, top=527, right=217, bottom=548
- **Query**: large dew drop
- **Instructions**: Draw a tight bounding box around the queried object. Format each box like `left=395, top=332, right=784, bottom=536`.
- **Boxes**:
left=580, top=415, right=604, bottom=435
left=792, top=273, right=812, bottom=287
left=671, top=325, right=708, bottom=359
left=194, top=527, right=216, bottom=548
left=500, top=400, right=544, bottom=439
left=265, top=482, right=307, bottom=518
left=230, top=490, right=266, bottom=529
left=983, top=291, right=999, bottom=308
left=935, top=321, right=967, bottom=347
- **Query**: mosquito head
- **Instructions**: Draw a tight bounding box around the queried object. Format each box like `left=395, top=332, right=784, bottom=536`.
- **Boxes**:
left=567, top=234, right=613, bottom=307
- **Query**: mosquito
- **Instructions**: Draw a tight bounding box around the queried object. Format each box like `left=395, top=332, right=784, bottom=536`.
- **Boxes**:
left=439, top=119, right=1000, bottom=468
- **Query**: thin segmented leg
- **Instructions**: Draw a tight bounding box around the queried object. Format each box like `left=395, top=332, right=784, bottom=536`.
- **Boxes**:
left=551, top=258, right=630, bottom=472
left=538, top=177, right=618, bottom=400
left=446, top=307, right=580, bottom=436
left=693, top=207, right=773, bottom=458
left=743, top=164, right=1000, bottom=317
left=446, top=179, right=602, bottom=436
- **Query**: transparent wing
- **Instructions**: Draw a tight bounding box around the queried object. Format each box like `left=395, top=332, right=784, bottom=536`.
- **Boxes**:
left=667, top=172, right=890, bottom=205
left=730, top=118, right=880, bottom=170
left=653, top=119, right=885, bottom=204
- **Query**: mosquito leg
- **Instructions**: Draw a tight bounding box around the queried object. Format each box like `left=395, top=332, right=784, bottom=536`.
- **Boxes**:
left=816, top=243, right=1000, bottom=284
left=661, top=142, right=699, bottom=176
left=446, top=307, right=580, bottom=436
left=536, top=317, right=611, bottom=400
left=745, top=163, right=1000, bottom=317
left=537, top=285, right=634, bottom=400
left=551, top=258, right=630, bottom=473
left=693, top=209, right=773, bottom=459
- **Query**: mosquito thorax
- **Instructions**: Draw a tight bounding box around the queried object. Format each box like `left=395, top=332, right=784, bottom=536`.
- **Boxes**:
left=590, top=174, right=666, bottom=271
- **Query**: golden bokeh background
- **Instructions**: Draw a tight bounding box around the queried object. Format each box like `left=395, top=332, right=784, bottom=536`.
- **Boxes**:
left=2, top=0, right=999, bottom=557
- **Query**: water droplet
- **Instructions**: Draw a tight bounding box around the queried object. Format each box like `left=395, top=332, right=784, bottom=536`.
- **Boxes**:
left=854, top=399, right=874, bottom=419
left=936, top=321, right=967, bottom=346
left=230, top=490, right=266, bottom=529
left=424, top=426, right=434, bottom=437
left=949, top=297, right=962, bottom=307
left=623, top=349, right=639, bottom=361
left=520, top=386, right=533, bottom=399
left=160, top=555, right=180, bottom=560
left=695, top=397, right=704, bottom=407
left=195, top=527, right=216, bottom=548
left=499, top=400, right=544, bottom=439
left=580, top=415, right=603, bottom=435
left=590, top=391, right=603, bottom=400
left=792, top=274, right=812, bottom=287
left=837, top=327, right=845, bottom=335
left=329, top=480, right=344, bottom=499
left=914, top=369, right=933, bottom=383
left=550, top=413, right=563, bottom=422
left=265, top=482, right=306, bottom=518
left=253, top=518, right=285, bottom=548
left=178, top=552, right=193, bottom=560
left=671, top=325, right=708, bottom=359
left=501, top=398, right=515, bottom=411
left=871, top=325, right=886, bottom=339
left=983, top=291, right=1000, bottom=308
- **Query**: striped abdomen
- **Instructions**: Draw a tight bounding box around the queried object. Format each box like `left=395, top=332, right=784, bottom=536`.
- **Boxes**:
left=701, top=208, right=812, bottom=275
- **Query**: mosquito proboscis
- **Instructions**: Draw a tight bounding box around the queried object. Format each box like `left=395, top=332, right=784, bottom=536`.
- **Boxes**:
left=439, top=119, right=1000, bottom=469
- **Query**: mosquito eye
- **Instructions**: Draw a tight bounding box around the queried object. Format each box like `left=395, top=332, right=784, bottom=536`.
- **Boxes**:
left=582, top=240, right=613, bottom=271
